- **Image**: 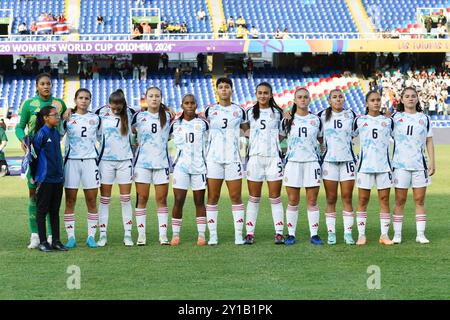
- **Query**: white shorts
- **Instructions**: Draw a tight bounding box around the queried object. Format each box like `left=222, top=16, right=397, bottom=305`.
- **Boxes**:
left=393, top=168, right=431, bottom=189
left=357, top=172, right=392, bottom=190
left=206, top=161, right=243, bottom=181
left=283, top=161, right=321, bottom=188
left=99, top=160, right=133, bottom=185
left=172, top=168, right=207, bottom=191
left=246, top=155, right=283, bottom=182
left=322, top=161, right=356, bottom=182
left=134, top=167, right=170, bottom=185
left=64, top=159, right=100, bottom=189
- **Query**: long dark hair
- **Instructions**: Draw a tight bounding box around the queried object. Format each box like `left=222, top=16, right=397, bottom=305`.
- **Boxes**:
left=35, top=72, right=52, bottom=96
left=325, top=88, right=344, bottom=122
left=285, top=87, right=310, bottom=135
left=109, top=89, right=129, bottom=135
left=364, top=90, right=380, bottom=115
left=73, top=88, right=92, bottom=113
left=178, top=93, right=197, bottom=122
left=397, top=86, right=423, bottom=112
left=252, top=82, right=282, bottom=120
left=145, top=86, right=167, bottom=128
left=34, top=105, right=55, bottom=134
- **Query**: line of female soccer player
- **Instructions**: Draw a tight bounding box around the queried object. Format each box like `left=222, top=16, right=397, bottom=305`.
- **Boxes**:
left=17, top=73, right=435, bottom=250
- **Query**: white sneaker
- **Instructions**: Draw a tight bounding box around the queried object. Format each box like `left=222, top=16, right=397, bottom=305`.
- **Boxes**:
left=235, top=235, right=245, bottom=245
left=159, top=235, right=169, bottom=245
left=137, top=233, right=146, bottom=246
left=47, top=235, right=52, bottom=245
left=27, top=233, right=40, bottom=249
left=0, top=165, right=6, bottom=177
left=393, top=234, right=402, bottom=244
left=208, top=233, right=218, bottom=246
left=416, top=234, right=430, bottom=244
left=97, top=234, right=107, bottom=247
left=123, top=235, right=134, bottom=246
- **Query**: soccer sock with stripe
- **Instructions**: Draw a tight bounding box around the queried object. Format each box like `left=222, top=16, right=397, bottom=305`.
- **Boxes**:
left=380, top=213, right=391, bottom=236
left=325, top=212, right=336, bottom=234
left=196, top=216, right=206, bottom=238
left=393, top=214, right=403, bottom=236
left=232, top=204, right=245, bottom=240
left=416, top=214, right=426, bottom=236
left=206, top=204, right=218, bottom=238
left=99, top=196, right=110, bottom=236
left=270, top=197, right=284, bottom=235
left=286, top=204, right=298, bottom=236
left=120, top=194, right=132, bottom=237
left=245, top=196, right=260, bottom=236
left=343, top=211, right=354, bottom=235
left=135, top=208, right=147, bottom=236
left=307, top=206, right=320, bottom=237
left=172, top=218, right=182, bottom=237
left=356, top=212, right=367, bottom=237
left=157, top=207, right=169, bottom=238
left=64, top=213, right=75, bottom=239
left=87, top=212, right=98, bottom=238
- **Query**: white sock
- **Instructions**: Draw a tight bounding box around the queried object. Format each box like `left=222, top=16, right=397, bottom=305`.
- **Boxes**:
left=270, top=197, right=284, bottom=235
left=393, top=214, right=403, bottom=236
left=286, top=204, right=298, bottom=236
left=343, top=211, right=354, bottom=235
left=206, top=204, right=218, bottom=237
left=307, top=206, right=320, bottom=237
left=245, top=196, right=260, bottom=235
left=135, top=207, right=147, bottom=235
left=380, top=213, right=391, bottom=236
left=172, top=218, right=182, bottom=237
left=99, top=196, right=110, bottom=236
left=64, top=213, right=75, bottom=239
left=357, top=212, right=367, bottom=237
left=157, top=207, right=169, bottom=237
left=416, top=214, right=426, bottom=236
left=325, top=212, right=336, bottom=234
left=232, top=204, right=245, bottom=239
left=196, top=216, right=206, bottom=238
left=87, top=212, right=98, bottom=238
left=120, top=194, right=132, bottom=237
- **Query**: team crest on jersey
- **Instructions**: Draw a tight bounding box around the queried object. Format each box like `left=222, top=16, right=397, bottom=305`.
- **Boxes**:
left=419, top=119, right=424, bottom=125
left=233, top=111, right=239, bottom=117
left=310, top=120, right=316, bottom=126
left=344, top=113, right=349, bottom=119
left=89, top=119, right=96, bottom=125
left=195, top=124, right=202, bottom=130
left=381, top=122, right=387, bottom=127
left=105, top=112, right=110, bottom=116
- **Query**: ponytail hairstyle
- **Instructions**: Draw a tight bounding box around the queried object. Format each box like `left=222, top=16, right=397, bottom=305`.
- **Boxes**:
left=73, top=88, right=92, bottom=113
left=325, top=88, right=344, bottom=122
left=35, top=72, right=52, bottom=96
left=145, top=86, right=167, bottom=128
left=285, top=87, right=310, bottom=135
left=179, top=93, right=197, bottom=122
left=252, top=82, right=282, bottom=120
left=397, top=86, right=423, bottom=112
left=364, top=90, right=380, bottom=115
left=109, top=89, right=129, bottom=135
left=34, top=105, right=55, bottom=134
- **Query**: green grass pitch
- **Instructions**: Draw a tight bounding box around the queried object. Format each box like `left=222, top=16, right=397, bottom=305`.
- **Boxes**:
left=0, top=145, right=449, bottom=300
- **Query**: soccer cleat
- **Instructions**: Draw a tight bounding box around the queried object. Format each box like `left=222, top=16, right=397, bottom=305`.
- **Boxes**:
left=197, top=236, right=206, bottom=246
left=27, top=233, right=40, bottom=249
left=379, top=234, right=394, bottom=245
left=310, top=235, right=324, bottom=245
left=208, top=233, right=218, bottom=246
left=344, top=233, right=355, bottom=245
left=38, top=242, right=53, bottom=253
left=235, top=237, right=245, bottom=245
left=327, top=232, right=336, bottom=245
left=393, top=234, right=402, bottom=244
left=356, top=235, right=367, bottom=246
left=170, top=236, right=180, bottom=246
left=274, top=233, right=285, bottom=244
left=416, top=235, right=430, bottom=244
left=123, top=235, right=134, bottom=246
left=159, top=235, right=170, bottom=245
left=47, top=235, right=52, bottom=246
left=65, top=237, right=77, bottom=249
left=244, top=234, right=254, bottom=245
left=86, top=236, right=98, bottom=248
left=97, top=235, right=107, bottom=247
left=137, top=233, right=146, bottom=246
left=285, top=235, right=296, bottom=246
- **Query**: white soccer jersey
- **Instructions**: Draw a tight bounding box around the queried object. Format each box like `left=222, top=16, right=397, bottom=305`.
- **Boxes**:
left=353, top=115, right=393, bottom=173
left=96, top=105, right=135, bottom=161
left=391, top=112, right=433, bottom=171
left=131, top=110, right=171, bottom=169
left=282, top=113, right=322, bottom=163
left=205, top=103, right=248, bottom=164
left=317, top=109, right=357, bottom=162
left=246, top=106, right=283, bottom=157
left=170, top=116, right=209, bottom=175
left=63, top=112, right=100, bottom=159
